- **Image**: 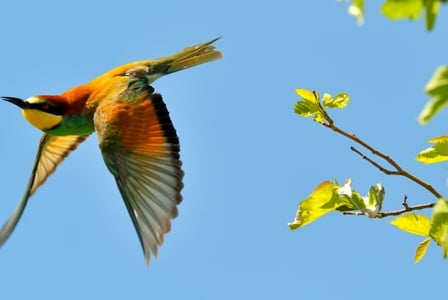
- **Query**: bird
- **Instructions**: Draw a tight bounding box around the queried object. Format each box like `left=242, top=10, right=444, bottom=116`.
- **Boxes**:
left=0, top=37, right=222, bottom=265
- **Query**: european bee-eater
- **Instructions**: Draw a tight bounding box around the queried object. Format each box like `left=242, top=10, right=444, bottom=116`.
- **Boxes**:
left=0, top=37, right=222, bottom=265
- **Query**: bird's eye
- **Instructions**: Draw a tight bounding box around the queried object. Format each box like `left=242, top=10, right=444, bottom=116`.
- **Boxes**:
left=40, top=103, right=50, bottom=111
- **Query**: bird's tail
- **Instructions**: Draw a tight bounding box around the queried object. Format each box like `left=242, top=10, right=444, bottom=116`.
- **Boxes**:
left=164, top=37, right=222, bottom=74
left=103, top=37, right=222, bottom=83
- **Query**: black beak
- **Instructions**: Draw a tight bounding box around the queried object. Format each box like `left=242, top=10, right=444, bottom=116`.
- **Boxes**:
left=2, top=97, right=28, bottom=109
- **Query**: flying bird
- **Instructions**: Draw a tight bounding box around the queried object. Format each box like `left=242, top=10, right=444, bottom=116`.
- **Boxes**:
left=0, top=37, right=222, bottom=265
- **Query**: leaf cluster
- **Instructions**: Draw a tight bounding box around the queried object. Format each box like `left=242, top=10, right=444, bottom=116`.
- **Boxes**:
left=290, top=0, right=448, bottom=264
left=288, top=180, right=385, bottom=231
left=391, top=199, right=448, bottom=263
left=290, top=89, right=448, bottom=262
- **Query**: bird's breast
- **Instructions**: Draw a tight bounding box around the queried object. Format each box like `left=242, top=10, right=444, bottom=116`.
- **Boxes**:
left=45, top=114, right=95, bottom=136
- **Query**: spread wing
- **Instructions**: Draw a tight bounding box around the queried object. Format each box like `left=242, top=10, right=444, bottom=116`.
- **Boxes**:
left=0, top=134, right=89, bottom=246
left=94, top=87, right=183, bottom=265
left=30, top=135, right=89, bottom=196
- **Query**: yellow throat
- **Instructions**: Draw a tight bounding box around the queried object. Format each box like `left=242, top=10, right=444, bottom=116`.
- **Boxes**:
left=22, top=96, right=62, bottom=131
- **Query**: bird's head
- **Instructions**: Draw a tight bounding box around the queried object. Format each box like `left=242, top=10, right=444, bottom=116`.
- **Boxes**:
left=2, top=96, right=65, bottom=131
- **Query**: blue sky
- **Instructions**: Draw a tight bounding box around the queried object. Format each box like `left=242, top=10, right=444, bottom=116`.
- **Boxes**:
left=0, top=1, right=447, bottom=299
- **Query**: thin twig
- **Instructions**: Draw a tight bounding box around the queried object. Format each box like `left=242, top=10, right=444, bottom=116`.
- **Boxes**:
left=378, top=202, right=435, bottom=217
left=348, top=146, right=442, bottom=199
left=342, top=202, right=435, bottom=217
left=350, top=146, right=399, bottom=175
left=402, top=195, right=410, bottom=210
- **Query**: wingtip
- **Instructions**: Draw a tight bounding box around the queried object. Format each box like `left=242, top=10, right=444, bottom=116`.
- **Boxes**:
left=145, top=249, right=157, bottom=266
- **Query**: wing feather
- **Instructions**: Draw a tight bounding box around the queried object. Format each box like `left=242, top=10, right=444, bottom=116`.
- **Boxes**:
left=0, top=134, right=89, bottom=246
left=30, top=135, right=89, bottom=195
left=95, top=90, right=183, bottom=265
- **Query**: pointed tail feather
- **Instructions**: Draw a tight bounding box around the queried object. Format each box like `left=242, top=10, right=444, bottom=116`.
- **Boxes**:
left=165, top=36, right=222, bottom=74
left=102, top=37, right=222, bottom=83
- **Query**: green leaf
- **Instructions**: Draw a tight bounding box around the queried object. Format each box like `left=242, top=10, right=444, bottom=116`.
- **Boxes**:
left=414, top=238, right=431, bottom=263
left=322, top=92, right=350, bottom=109
left=288, top=181, right=339, bottom=230
left=348, top=0, right=365, bottom=25
left=429, top=199, right=448, bottom=257
left=416, top=135, right=448, bottom=164
left=425, top=0, right=439, bottom=31
left=418, top=66, right=448, bottom=124
left=294, top=89, right=319, bottom=117
left=381, top=0, right=424, bottom=21
left=390, top=213, right=431, bottom=236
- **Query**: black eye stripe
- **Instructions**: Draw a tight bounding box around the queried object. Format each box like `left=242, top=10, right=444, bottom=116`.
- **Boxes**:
left=29, top=102, right=64, bottom=115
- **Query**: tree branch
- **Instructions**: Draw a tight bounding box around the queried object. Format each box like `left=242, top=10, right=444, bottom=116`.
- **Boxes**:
left=350, top=146, right=399, bottom=175
left=342, top=199, right=435, bottom=217
left=319, top=104, right=443, bottom=200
